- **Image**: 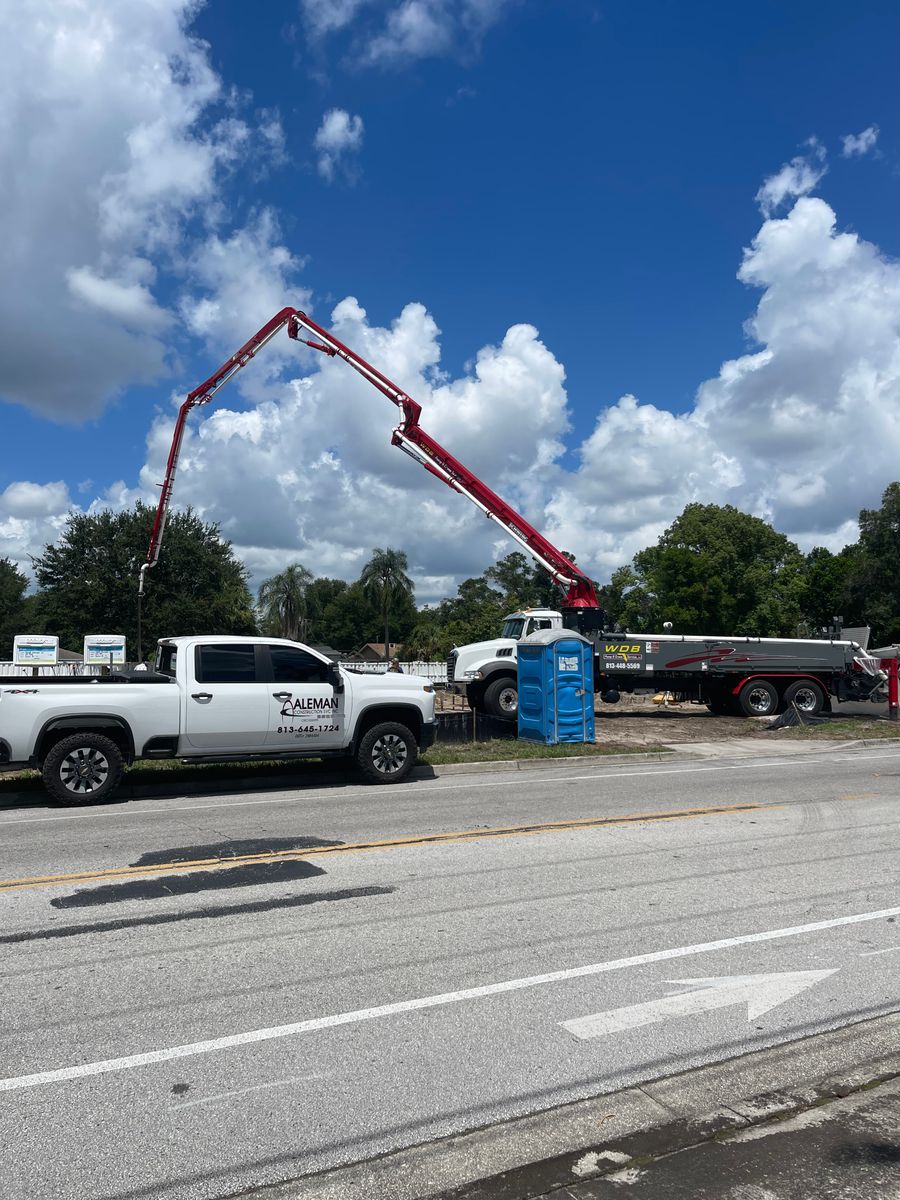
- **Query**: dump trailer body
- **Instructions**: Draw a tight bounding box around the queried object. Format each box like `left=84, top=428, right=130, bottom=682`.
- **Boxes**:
left=583, top=631, right=885, bottom=715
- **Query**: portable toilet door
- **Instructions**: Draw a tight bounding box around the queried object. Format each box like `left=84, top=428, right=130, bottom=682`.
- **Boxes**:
left=517, top=629, right=594, bottom=745
left=554, top=635, right=595, bottom=744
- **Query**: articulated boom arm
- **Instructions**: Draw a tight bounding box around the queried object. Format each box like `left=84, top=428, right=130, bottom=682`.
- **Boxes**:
left=142, top=307, right=598, bottom=609
left=140, top=307, right=300, bottom=595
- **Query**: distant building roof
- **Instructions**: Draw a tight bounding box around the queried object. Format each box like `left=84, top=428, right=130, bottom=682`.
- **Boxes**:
left=352, top=642, right=403, bottom=661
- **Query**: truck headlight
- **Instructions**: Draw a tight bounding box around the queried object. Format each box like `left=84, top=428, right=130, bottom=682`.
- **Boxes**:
left=464, top=670, right=484, bottom=680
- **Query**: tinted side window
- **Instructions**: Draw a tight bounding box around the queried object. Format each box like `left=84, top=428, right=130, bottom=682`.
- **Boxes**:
left=156, top=644, right=178, bottom=677
left=196, top=644, right=258, bottom=683
left=269, top=645, right=330, bottom=684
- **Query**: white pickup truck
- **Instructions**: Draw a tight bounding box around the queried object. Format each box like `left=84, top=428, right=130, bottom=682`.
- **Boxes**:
left=0, top=635, right=436, bottom=804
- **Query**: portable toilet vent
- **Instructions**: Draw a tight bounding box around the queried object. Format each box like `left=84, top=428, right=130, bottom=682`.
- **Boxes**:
left=517, top=629, right=595, bottom=745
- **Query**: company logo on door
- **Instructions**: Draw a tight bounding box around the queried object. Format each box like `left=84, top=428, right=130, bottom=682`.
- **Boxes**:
left=280, top=697, right=339, bottom=717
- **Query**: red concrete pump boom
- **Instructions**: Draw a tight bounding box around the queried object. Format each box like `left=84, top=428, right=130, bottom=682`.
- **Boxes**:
left=141, top=307, right=599, bottom=610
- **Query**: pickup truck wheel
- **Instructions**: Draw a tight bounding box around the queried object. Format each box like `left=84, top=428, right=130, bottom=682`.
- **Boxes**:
left=738, top=679, right=779, bottom=717
left=482, top=677, right=518, bottom=721
left=783, top=679, right=825, bottom=716
left=42, top=733, right=125, bottom=806
left=356, top=722, right=417, bottom=784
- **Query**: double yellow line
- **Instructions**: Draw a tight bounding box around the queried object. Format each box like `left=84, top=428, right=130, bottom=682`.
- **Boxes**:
left=0, top=801, right=776, bottom=895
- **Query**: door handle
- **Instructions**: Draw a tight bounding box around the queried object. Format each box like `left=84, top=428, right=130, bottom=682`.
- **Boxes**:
left=191, top=692, right=213, bottom=701
left=273, top=691, right=292, bottom=700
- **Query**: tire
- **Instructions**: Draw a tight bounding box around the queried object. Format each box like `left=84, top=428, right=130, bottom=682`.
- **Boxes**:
left=356, top=722, right=417, bottom=784
left=482, top=677, right=518, bottom=721
left=783, top=679, right=825, bottom=716
left=41, top=732, right=125, bottom=806
left=738, top=679, right=779, bottom=717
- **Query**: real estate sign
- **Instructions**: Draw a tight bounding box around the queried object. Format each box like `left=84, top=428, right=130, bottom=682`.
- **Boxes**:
left=84, top=635, right=127, bottom=665
left=13, top=635, right=59, bottom=666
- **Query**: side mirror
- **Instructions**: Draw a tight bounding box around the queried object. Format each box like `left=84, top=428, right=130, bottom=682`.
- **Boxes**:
left=328, top=662, right=344, bottom=693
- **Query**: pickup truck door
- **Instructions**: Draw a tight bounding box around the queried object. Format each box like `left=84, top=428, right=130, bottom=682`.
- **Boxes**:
left=183, top=643, right=269, bottom=752
left=261, top=644, right=346, bottom=750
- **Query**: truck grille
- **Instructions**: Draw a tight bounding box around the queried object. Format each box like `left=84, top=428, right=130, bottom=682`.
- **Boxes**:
left=447, top=651, right=457, bottom=685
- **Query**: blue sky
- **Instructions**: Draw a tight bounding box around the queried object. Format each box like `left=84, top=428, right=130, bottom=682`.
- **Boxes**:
left=2, top=0, right=899, bottom=599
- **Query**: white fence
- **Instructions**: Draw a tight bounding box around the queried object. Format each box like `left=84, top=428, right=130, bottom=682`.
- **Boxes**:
left=0, top=659, right=450, bottom=683
left=0, top=662, right=101, bottom=678
left=342, top=660, right=448, bottom=683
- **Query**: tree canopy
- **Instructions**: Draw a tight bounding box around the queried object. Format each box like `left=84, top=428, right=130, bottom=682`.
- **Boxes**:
left=257, top=563, right=314, bottom=642
left=0, top=558, right=29, bottom=659
left=631, top=504, right=806, bottom=636
left=31, top=502, right=256, bottom=658
left=360, top=547, right=415, bottom=659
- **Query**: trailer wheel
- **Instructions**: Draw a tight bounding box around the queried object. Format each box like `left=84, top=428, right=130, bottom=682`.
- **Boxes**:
left=482, top=677, right=518, bottom=721
left=783, top=680, right=825, bottom=716
left=738, top=679, right=779, bottom=717
left=42, top=732, right=125, bottom=806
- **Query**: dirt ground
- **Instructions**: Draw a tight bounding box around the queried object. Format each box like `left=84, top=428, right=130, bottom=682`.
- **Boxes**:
left=437, top=687, right=893, bottom=749
left=593, top=693, right=762, bottom=746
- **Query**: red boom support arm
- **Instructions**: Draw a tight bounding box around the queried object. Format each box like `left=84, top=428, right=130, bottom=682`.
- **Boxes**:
left=141, top=308, right=599, bottom=609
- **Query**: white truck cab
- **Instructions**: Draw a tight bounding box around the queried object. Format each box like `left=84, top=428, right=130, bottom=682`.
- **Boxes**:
left=448, top=609, right=563, bottom=718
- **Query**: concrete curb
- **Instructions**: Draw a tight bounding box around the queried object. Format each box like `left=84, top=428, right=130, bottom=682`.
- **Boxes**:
left=228, top=1011, right=900, bottom=1200
left=412, top=749, right=676, bottom=777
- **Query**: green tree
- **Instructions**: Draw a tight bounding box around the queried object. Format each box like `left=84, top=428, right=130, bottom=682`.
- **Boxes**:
left=0, top=558, right=29, bottom=659
left=315, top=581, right=377, bottom=651
left=598, top=565, right=659, bottom=632
left=32, top=502, right=256, bottom=660
left=485, top=551, right=566, bottom=610
left=632, top=503, right=806, bottom=635
left=847, top=482, right=900, bottom=645
left=799, top=546, right=862, bottom=635
left=360, top=547, right=415, bottom=660
left=256, top=563, right=314, bottom=641
left=304, top=577, right=348, bottom=645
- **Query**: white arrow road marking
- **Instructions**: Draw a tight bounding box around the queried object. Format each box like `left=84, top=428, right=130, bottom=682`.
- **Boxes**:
left=562, top=970, right=838, bottom=1039
left=4, top=904, right=895, bottom=1094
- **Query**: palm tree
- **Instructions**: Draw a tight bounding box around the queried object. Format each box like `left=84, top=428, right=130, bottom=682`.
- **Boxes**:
left=360, top=547, right=414, bottom=661
left=257, top=563, right=314, bottom=642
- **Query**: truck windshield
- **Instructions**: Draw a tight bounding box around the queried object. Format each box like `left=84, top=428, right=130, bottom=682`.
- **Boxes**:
left=502, top=618, right=526, bottom=639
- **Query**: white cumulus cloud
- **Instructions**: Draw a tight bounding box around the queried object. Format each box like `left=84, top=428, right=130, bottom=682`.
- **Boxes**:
left=0, top=481, right=74, bottom=577
left=314, top=109, right=365, bottom=182
left=841, top=125, right=879, bottom=157
left=755, top=141, right=827, bottom=217
left=301, top=0, right=514, bottom=65
left=0, top=0, right=284, bottom=422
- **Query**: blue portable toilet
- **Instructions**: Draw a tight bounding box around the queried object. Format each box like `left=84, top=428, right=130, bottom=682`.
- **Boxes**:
left=517, top=629, right=595, bottom=745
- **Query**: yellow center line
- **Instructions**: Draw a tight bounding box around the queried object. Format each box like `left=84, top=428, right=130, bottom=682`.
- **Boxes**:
left=0, top=801, right=778, bottom=894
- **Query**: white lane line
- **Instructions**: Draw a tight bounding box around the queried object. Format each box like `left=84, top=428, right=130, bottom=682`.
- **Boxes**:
left=860, top=946, right=900, bottom=957
left=3, top=749, right=899, bottom=826
left=2, top=903, right=899, bottom=1094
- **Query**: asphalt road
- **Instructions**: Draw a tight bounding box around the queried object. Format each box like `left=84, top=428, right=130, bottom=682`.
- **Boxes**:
left=1, top=745, right=899, bottom=1200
